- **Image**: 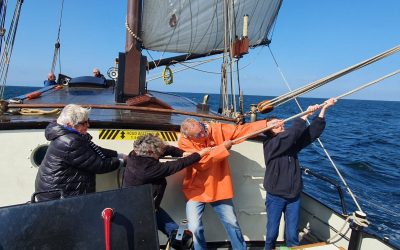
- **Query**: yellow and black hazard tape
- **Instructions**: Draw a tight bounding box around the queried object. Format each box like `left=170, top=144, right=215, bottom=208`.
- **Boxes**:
left=98, top=129, right=179, bottom=141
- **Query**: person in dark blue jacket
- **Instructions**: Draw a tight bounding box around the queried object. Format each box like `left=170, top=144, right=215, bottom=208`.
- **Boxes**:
left=43, top=72, right=57, bottom=86
left=263, top=98, right=336, bottom=249
left=35, top=104, right=126, bottom=201
left=123, top=134, right=211, bottom=238
left=92, top=68, right=106, bottom=80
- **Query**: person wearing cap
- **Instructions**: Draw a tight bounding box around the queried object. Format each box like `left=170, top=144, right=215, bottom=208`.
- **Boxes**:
left=123, top=134, right=211, bottom=238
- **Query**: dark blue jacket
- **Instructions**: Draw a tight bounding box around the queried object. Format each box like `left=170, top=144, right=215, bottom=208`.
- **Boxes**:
left=263, top=117, right=325, bottom=199
left=44, top=80, right=57, bottom=86
left=35, top=122, right=120, bottom=201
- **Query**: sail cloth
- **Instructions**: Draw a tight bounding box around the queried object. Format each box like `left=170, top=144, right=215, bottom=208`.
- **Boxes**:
left=141, top=0, right=282, bottom=54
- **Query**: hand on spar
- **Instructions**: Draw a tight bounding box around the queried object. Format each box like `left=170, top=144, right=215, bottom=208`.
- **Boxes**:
left=267, top=119, right=284, bottom=129
left=323, top=98, right=337, bottom=109
left=301, top=104, right=319, bottom=120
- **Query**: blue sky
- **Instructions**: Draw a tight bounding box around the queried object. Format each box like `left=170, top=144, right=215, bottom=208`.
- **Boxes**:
left=5, top=0, right=400, bottom=101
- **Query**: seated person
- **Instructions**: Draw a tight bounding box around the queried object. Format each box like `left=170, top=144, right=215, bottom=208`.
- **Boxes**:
left=123, top=134, right=211, bottom=238
left=92, top=68, right=106, bottom=80
left=44, top=72, right=57, bottom=86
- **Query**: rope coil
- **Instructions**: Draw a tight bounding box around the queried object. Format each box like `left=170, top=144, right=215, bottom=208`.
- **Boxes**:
left=326, top=212, right=370, bottom=243
left=162, top=66, right=173, bottom=85
left=19, top=108, right=60, bottom=116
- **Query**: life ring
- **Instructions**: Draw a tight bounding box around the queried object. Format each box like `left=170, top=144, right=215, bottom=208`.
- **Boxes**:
left=162, top=66, right=173, bottom=85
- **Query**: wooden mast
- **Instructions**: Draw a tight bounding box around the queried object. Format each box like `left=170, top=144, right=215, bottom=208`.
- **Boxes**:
left=119, top=0, right=146, bottom=101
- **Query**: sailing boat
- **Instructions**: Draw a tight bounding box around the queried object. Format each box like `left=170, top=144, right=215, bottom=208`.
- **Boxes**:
left=0, top=0, right=399, bottom=249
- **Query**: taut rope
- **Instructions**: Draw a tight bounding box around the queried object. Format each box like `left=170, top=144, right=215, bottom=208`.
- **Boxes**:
left=258, top=45, right=400, bottom=113
left=0, top=0, right=23, bottom=99
left=233, top=69, right=400, bottom=144
left=50, top=0, right=65, bottom=74
left=232, top=68, right=399, bottom=213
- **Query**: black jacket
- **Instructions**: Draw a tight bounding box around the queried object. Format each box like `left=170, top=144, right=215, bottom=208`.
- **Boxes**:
left=35, top=122, right=120, bottom=201
left=123, top=146, right=201, bottom=209
left=263, top=117, right=325, bottom=199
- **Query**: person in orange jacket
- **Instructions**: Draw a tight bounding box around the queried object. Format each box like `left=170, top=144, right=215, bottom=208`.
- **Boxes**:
left=178, top=118, right=271, bottom=250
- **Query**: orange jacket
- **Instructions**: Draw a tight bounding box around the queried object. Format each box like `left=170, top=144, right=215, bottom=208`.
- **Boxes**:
left=178, top=120, right=266, bottom=202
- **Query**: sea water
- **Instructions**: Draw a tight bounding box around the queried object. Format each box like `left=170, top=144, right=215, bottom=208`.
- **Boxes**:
left=2, top=86, right=400, bottom=248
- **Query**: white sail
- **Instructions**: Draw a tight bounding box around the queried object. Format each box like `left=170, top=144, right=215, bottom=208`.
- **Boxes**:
left=142, top=0, right=282, bottom=54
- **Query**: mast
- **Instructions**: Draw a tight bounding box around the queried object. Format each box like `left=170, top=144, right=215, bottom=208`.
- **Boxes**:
left=117, top=0, right=146, bottom=102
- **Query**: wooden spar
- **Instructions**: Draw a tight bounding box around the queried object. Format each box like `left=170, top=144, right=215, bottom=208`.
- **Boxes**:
left=147, top=39, right=271, bottom=70
left=233, top=68, right=400, bottom=143
left=147, top=51, right=223, bottom=70
left=7, top=103, right=237, bottom=123
left=257, top=45, right=400, bottom=113
left=232, top=103, right=325, bottom=144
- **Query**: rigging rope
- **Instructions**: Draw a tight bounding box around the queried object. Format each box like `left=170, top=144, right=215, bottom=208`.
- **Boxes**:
left=232, top=69, right=400, bottom=144
left=267, top=46, right=366, bottom=212
left=258, top=45, right=400, bottom=113
left=0, top=0, right=8, bottom=54
left=233, top=69, right=400, bottom=213
left=0, top=0, right=23, bottom=99
left=50, top=0, right=65, bottom=74
left=146, top=56, right=223, bottom=82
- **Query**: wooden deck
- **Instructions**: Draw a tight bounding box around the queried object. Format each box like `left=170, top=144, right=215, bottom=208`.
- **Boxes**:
left=1, top=85, right=217, bottom=130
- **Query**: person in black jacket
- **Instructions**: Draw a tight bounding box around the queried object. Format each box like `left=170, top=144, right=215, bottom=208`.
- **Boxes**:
left=35, top=104, right=126, bottom=201
left=123, top=134, right=211, bottom=238
left=263, top=98, right=336, bottom=250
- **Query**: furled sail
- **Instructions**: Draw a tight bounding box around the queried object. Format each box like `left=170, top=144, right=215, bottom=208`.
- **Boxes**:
left=141, top=0, right=282, bottom=54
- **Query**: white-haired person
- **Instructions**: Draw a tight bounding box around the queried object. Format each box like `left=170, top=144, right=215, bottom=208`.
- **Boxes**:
left=35, top=104, right=126, bottom=201
left=92, top=68, right=106, bottom=80
left=123, top=134, right=211, bottom=238
left=178, top=117, right=273, bottom=250
left=44, top=72, right=57, bottom=86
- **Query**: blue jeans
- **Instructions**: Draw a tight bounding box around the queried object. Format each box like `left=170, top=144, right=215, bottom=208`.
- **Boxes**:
left=186, top=199, right=246, bottom=250
left=265, top=194, right=300, bottom=250
left=156, top=207, right=179, bottom=237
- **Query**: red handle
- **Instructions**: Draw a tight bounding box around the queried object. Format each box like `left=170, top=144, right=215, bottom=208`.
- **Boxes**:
left=102, top=208, right=114, bottom=250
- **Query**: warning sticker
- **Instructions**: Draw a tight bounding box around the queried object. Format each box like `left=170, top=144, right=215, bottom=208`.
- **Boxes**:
left=98, top=129, right=179, bottom=141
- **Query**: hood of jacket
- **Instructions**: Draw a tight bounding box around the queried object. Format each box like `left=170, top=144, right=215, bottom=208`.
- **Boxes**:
left=45, top=122, right=79, bottom=141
